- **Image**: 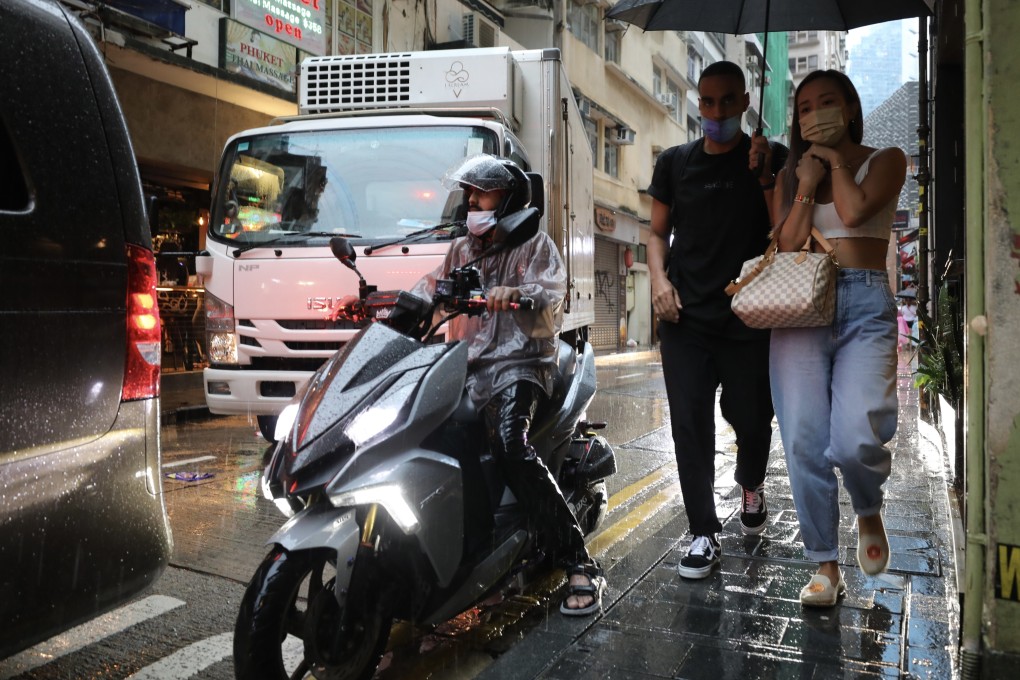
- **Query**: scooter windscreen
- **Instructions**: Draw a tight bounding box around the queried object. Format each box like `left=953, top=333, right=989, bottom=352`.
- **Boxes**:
left=277, top=322, right=467, bottom=492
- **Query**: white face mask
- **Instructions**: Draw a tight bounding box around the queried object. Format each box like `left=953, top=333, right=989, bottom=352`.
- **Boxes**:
left=466, top=210, right=497, bottom=236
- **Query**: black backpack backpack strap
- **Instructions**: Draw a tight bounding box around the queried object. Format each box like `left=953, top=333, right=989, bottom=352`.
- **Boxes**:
left=670, top=139, right=700, bottom=186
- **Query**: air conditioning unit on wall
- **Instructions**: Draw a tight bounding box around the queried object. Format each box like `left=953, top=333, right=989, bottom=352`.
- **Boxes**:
left=656, top=92, right=678, bottom=111
left=615, top=127, right=636, bottom=145
left=463, top=13, right=499, bottom=48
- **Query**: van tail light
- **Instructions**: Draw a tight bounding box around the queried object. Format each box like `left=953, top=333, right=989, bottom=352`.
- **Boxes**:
left=123, top=243, right=162, bottom=401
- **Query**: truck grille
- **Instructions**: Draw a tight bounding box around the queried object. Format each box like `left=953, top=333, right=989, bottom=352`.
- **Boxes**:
left=303, top=54, right=412, bottom=111
left=276, top=319, right=359, bottom=330
left=284, top=340, right=344, bottom=351
left=251, top=357, right=328, bottom=372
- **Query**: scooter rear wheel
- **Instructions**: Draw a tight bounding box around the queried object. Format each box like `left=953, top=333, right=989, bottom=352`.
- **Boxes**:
left=233, top=547, right=391, bottom=680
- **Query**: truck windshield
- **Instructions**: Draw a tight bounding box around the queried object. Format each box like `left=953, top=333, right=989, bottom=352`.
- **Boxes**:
left=209, top=126, right=498, bottom=245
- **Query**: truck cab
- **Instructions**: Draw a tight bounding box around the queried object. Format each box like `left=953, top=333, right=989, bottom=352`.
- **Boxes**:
left=200, top=47, right=594, bottom=440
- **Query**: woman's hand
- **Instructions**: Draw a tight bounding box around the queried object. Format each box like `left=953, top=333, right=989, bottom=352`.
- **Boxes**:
left=795, top=151, right=828, bottom=190
left=805, top=144, right=844, bottom=171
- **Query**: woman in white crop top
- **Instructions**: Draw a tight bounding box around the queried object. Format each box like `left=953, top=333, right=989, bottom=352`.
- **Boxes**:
left=769, top=70, right=907, bottom=608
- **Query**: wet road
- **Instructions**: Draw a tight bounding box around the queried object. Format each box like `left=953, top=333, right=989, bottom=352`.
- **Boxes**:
left=4, top=350, right=953, bottom=679
left=2, top=353, right=712, bottom=679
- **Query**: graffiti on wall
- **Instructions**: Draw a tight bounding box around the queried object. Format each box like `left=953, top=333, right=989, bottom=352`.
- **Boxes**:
left=595, top=269, right=616, bottom=310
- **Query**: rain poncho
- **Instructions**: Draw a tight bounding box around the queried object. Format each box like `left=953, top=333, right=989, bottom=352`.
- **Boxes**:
left=410, top=229, right=567, bottom=409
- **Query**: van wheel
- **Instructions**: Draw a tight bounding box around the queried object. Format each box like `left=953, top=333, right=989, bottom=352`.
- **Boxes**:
left=257, top=415, right=278, bottom=443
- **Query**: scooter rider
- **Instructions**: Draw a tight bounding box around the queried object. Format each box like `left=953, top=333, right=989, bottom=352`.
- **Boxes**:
left=410, top=154, right=606, bottom=616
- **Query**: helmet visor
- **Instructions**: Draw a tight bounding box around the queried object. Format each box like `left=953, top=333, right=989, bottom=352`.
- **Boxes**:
left=442, top=154, right=515, bottom=193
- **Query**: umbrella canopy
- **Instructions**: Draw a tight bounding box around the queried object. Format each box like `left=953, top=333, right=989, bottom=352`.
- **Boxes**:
left=606, top=0, right=935, bottom=134
left=606, top=0, right=935, bottom=34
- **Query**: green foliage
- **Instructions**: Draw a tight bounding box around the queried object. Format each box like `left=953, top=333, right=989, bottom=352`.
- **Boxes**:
left=913, top=285, right=964, bottom=409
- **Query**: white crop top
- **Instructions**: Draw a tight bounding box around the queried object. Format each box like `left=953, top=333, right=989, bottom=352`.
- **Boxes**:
left=812, top=149, right=898, bottom=240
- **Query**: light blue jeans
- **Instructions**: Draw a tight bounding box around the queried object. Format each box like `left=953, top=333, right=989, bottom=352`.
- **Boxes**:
left=770, top=268, right=899, bottom=563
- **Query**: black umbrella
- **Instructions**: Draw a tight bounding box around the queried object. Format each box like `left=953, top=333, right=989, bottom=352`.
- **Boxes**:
left=606, top=0, right=935, bottom=136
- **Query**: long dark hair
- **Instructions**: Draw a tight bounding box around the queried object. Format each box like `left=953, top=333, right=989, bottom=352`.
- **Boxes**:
left=781, top=70, right=864, bottom=215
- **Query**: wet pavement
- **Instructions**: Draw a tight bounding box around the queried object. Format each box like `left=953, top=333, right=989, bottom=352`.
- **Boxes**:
left=151, top=347, right=960, bottom=679
left=469, top=349, right=961, bottom=680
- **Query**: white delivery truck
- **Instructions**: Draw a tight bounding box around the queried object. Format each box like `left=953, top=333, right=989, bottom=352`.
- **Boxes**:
left=197, top=47, right=595, bottom=440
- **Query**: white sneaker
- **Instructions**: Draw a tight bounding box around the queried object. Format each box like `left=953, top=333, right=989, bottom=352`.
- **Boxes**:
left=677, top=535, right=720, bottom=579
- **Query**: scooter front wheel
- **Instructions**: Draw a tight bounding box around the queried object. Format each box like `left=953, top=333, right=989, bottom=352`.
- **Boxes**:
left=233, top=546, right=391, bottom=680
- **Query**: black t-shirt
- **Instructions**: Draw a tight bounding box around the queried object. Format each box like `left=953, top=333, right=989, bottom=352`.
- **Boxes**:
left=648, top=135, right=779, bottom=337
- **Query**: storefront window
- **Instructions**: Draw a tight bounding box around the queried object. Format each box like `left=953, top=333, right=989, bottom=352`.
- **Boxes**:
left=145, top=182, right=211, bottom=373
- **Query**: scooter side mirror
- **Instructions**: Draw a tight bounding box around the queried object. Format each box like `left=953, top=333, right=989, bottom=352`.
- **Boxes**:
left=491, top=206, right=540, bottom=248
left=330, top=236, right=357, bottom=264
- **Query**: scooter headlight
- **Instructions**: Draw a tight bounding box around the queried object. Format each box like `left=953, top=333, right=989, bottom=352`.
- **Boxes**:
left=329, top=484, right=420, bottom=534
left=275, top=404, right=300, bottom=442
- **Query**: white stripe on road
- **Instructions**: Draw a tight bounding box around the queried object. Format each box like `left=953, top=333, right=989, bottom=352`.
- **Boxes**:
left=0, top=595, right=185, bottom=679
left=127, top=632, right=233, bottom=679
left=162, top=455, right=216, bottom=469
left=615, top=372, right=644, bottom=380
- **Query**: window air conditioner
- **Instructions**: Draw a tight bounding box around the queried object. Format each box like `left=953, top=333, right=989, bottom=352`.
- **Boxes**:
left=463, top=13, right=498, bottom=48
left=656, top=93, right=678, bottom=111
left=578, top=98, right=591, bottom=117
left=615, top=127, right=636, bottom=145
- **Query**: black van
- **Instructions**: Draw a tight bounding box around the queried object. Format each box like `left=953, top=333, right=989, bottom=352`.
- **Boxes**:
left=0, top=0, right=172, bottom=658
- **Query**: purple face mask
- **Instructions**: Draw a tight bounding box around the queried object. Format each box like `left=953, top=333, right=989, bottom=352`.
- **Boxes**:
left=702, top=114, right=742, bottom=144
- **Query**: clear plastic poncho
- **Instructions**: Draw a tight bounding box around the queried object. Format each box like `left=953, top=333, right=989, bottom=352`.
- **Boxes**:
left=409, top=228, right=567, bottom=410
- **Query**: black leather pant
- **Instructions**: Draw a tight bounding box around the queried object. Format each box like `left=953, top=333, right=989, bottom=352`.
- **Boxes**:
left=483, top=381, right=590, bottom=567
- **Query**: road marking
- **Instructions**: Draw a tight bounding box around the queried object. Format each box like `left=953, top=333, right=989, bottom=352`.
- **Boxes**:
left=589, top=481, right=683, bottom=556
left=0, top=595, right=185, bottom=679
left=615, top=372, right=644, bottom=380
left=162, top=455, right=216, bottom=469
left=127, top=632, right=233, bottom=679
left=607, top=463, right=675, bottom=511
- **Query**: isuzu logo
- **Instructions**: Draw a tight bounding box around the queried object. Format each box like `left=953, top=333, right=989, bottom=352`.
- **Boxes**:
left=307, top=297, right=342, bottom=310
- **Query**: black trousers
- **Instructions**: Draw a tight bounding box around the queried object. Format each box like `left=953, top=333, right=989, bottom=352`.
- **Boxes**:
left=658, top=319, right=774, bottom=536
left=483, top=381, right=590, bottom=567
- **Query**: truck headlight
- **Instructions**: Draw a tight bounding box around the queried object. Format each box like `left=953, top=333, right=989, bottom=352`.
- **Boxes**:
left=205, top=292, right=238, bottom=364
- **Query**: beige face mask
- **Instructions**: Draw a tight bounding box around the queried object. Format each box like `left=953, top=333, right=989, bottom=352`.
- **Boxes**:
left=800, top=106, right=846, bottom=146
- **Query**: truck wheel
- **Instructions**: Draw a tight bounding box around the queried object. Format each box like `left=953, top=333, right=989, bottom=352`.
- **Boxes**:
left=257, top=415, right=278, bottom=443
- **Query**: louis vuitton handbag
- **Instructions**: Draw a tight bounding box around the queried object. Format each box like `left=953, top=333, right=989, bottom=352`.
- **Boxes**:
left=725, top=227, right=838, bottom=329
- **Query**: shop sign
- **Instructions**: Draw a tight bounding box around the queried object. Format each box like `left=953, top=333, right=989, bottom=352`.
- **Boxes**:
left=221, top=20, right=298, bottom=93
left=595, top=206, right=616, bottom=234
left=892, top=209, right=910, bottom=231
left=233, top=0, right=326, bottom=56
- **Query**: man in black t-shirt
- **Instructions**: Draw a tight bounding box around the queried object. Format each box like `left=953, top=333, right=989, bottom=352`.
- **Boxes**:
left=647, top=61, right=786, bottom=580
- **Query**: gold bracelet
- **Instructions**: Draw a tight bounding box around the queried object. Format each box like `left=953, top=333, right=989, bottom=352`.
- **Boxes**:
left=832, top=163, right=852, bottom=171
left=794, top=194, right=815, bottom=205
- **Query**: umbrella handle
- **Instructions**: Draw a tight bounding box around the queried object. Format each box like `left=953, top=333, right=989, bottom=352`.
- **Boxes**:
left=752, top=126, right=765, bottom=178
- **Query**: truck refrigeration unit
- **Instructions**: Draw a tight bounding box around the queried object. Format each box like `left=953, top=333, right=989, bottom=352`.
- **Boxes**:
left=197, top=47, right=595, bottom=441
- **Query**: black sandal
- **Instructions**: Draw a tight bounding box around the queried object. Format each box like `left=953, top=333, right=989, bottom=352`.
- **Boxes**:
left=560, top=562, right=606, bottom=617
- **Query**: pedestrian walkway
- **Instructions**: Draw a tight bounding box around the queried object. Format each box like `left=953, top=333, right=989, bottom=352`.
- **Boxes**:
left=479, top=350, right=960, bottom=679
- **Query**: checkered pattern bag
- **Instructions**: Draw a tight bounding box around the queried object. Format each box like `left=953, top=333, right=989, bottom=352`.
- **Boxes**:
left=725, top=228, right=837, bottom=329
